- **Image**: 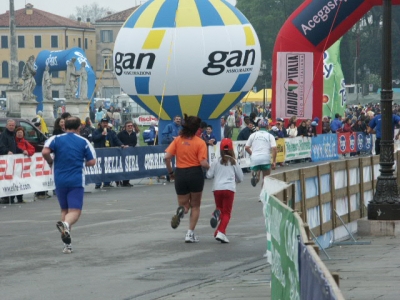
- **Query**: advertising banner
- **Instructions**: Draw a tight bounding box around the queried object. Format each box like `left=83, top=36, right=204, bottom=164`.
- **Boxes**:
left=265, top=196, right=301, bottom=300
left=355, top=132, right=372, bottom=153
left=133, top=115, right=158, bottom=126
left=311, top=134, right=339, bottom=162
left=322, top=39, right=346, bottom=119
left=337, top=132, right=350, bottom=155
left=285, top=136, right=312, bottom=160
left=84, top=145, right=171, bottom=184
left=208, top=141, right=250, bottom=168
left=299, top=243, right=338, bottom=300
left=0, top=153, right=54, bottom=196
left=276, top=52, right=314, bottom=119
left=276, top=138, right=286, bottom=163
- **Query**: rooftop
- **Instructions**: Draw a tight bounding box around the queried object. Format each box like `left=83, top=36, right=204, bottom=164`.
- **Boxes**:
left=96, top=6, right=138, bottom=23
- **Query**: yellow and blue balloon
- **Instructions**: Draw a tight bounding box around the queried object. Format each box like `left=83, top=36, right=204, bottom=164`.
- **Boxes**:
left=114, top=0, right=261, bottom=140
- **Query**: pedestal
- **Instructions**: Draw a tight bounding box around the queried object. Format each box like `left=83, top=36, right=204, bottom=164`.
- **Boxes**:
left=65, top=98, right=80, bottom=117
left=42, top=100, right=55, bottom=132
left=358, top=218, right=400, bottom=236
left=78, top=99, right=90, bottom=121
left=19, top=101, right=38, bottom=121
left=6, top=89, right=23, bottom=117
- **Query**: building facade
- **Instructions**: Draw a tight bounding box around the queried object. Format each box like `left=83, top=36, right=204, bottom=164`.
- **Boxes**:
left=95, top=7, right=137, bottom=100
left=0, top=3, right=96, bottom=98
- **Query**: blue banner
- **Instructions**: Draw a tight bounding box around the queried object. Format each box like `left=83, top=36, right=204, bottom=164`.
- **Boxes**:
left=84, top=145, right=172, bottom=184
left=311, top=133, right=338, bottom=162
left=355, top=132, right=372, bottom=153
left=299, top=242, right=337, bottom=300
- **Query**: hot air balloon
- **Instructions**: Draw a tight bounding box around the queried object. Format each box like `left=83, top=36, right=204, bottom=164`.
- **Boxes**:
left=114, top=0, right=261, bottom=141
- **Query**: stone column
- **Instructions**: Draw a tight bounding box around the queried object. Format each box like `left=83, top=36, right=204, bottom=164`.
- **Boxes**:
left=65, top=97, right=80, bottom=117
left=78, top=99, right=90, bottom=121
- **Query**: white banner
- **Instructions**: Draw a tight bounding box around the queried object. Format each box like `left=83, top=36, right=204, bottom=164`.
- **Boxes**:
left=284, top=136, right=312, bottom=160
left=0, top=153, right=54, bottom=197
left=208, top=141, right=251, bottom=168
left=133, top=115, right=159, bottom=126
left=276, top=52, right=314, bottom=119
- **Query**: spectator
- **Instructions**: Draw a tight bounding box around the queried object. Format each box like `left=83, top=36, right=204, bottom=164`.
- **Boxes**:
left=80, top=117, right=94, bottom=142
left=202, top=125, right=217, bottom=146
left=132, top=122, right=141, bottom=146
left=276, top=118, right=288, bottom=137
left=117, top=121, right=138, bottom=187
left=342, top=117, right=353, bottom=133
left=36, top=111, right=49, bottom=136
left=53, top=118, right=65, bottom=135
left=287, top=123, right=297, bottom=138
left=297, top=121, right=308, bottom=136
left=95, top=107, right=105, bottom=123
left=143, top=120, right=158, bottom=145
left=92, top=118, right=127, bottom=189
left=237, top=120, right=254, bottom=141
left=162, top=115, right=182, bottom=144
left=196, top=121, right=207, bottom=138
left=330, top=113, right=343, bottom=133
left=220, top=116, right=233, bottom=139
left=112, top=109, right=121, bottom=132
left=322, top=116, right=331, bottom=133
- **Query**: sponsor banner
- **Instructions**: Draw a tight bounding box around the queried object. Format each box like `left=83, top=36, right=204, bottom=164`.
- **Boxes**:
left=265, top=195, right=301, bottom=300
left=356, top=132, right=373, bottom=153
left=292, top=0, right=364, bottom=47
left=337, top=132, right=358, bottom=154
left=311, top=133, right=339, bottom=162
left=285, top=136, right=312, bottom=160
left=133, top=115, right=158, bottom=126
left=276, top=52, right=314, bottom=119
left=323, top=39, right=346, bottom=119
left=276, top=138, right=286, bottom=163
left=0, top=153, right=54, bottom=197
left=208, top=141, right=250, bottom=168
left=299, top=242, right=338, bottom=300
left=85, top=145, right=171, bottom=184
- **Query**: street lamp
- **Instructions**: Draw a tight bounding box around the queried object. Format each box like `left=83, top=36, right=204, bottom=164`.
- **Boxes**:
left=261, top=60, right=267, bottom=118
left=368, top=0, right=400, bottom=220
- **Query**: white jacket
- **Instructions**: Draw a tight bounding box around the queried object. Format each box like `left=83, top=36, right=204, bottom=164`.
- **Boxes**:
left=207, top=158, right=244, bottom=192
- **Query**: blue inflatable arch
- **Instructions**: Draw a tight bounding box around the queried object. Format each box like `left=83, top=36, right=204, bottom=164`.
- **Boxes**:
left=33, top=47, right=95, bottom=111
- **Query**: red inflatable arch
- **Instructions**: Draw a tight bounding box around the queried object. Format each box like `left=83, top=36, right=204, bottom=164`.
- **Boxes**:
left=272, top=0, right=400, bottom=130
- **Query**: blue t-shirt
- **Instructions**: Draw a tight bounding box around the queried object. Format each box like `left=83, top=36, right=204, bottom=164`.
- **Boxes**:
left=368, top=114, right=400, bottom=139
left=44, top=133, right=96, bottom=188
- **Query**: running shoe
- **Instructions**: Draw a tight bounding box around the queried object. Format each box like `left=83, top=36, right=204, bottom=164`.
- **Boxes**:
left=216, top=231, right=229, bottom=243
left=63, top=243, right=73, bottom=254
left=251, top=172, right=258, bottom=187
left=56, top=221, right=71, bottom=244
left=171, top=206, right=185, bottom=229
left=210, top=209, right=221, bottom=229
left=185, top=231, right=199, bottom=243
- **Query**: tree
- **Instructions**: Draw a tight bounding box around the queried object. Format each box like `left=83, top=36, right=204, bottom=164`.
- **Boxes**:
left=68, top=3, right=115, bottom=23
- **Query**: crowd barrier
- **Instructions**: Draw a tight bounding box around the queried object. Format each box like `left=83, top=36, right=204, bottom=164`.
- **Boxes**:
left=0, top=132, right=389, bottom=198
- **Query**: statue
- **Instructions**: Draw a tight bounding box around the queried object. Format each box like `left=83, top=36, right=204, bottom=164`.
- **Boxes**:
left=42, top=65, right=52, bottom=100
left=22, top=55, right=36, bottom=100
left=65, top=57, right=80, bottom=99
left=79, top=62, right=88, bottom=100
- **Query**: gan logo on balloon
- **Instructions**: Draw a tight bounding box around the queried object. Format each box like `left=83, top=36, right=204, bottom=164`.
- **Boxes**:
left=114, top=0, right=261, bottom=136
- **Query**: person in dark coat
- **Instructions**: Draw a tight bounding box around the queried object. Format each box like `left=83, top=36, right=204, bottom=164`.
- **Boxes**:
left=92, top=118, right=126, bottom=188
left=116, top=120, right=137, bottom=187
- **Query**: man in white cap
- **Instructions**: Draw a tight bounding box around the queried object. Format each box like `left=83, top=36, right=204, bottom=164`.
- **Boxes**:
left=245, top=119, right=277, bottom=193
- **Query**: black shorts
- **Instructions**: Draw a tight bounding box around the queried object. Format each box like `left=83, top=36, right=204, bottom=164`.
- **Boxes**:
left=174, top=166, right=204, bottom=195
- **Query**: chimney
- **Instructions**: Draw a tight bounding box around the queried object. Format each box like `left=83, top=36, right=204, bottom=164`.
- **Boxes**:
left=86, top=18, right=91, bottom=24
left=107, top=11, right=112, bottom=15
left=77, top=17, right=82, bottom=22
left=25, top=3, right=33, bottom=15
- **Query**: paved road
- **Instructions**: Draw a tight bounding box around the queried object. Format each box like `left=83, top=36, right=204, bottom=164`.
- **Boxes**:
left=0, top=174, right=271, bottom=300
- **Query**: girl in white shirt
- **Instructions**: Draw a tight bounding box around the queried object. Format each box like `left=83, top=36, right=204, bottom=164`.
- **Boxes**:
left=206, top=138, right=243, bottom=243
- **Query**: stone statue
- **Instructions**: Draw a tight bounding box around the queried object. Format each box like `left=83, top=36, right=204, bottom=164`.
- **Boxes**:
left=65, top=57, right=80, bottom=99
left=42, top=65, right=52, bottom=100
left=22, top=55, right=36, bottom=101
left=79, top=62, right=88, bottom=100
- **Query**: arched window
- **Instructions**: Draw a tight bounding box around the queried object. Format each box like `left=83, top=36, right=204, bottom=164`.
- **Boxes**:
left=18, top=61, right=25, bottom=78
left=2, top=61, right=9, bottom=78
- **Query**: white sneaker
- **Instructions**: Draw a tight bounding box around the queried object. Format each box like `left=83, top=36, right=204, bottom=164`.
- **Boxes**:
left=185, top=231, right=199, bottom=243
left=56, top=221, right=71, bottom=244
left=63, top=243, right=73, bottom=254
left=216, top=231, right=229, bottom=243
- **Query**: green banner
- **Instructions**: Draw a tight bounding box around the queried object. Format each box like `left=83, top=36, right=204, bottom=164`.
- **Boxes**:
left=264, top=195, right=300, bottom=300
left=323, top=39, right=346, bottom=119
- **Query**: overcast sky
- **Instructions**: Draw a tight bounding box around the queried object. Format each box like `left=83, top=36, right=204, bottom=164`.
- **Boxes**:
left=0, top=0, right=237, bottom=18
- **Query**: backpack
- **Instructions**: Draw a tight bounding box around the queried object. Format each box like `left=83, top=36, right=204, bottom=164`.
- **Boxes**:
left=143, top=128, right=155, bottom=143
left=227, top=115, right=235, bottom=127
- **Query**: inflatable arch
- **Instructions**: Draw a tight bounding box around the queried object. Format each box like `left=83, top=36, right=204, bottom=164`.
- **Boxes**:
left=272, top=0, right=400, bottom=130
left=33, top=47, right=95, bottom=111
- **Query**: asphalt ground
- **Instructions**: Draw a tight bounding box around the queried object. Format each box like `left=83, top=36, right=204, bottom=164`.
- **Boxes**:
left=0, top=172, right=272, bottom=300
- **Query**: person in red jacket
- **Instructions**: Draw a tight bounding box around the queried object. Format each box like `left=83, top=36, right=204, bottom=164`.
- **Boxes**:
left=11, top=127, right=35, bottom=203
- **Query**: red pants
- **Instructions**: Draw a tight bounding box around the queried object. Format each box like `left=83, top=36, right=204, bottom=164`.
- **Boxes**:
left=213, top=190, right=235, bottom=236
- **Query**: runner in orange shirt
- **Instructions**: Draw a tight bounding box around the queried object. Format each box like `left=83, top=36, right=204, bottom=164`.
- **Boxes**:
left=164, top=114, right=210, bottom=243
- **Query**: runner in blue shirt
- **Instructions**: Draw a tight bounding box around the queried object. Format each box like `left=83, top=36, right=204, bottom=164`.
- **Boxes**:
left=42, top=117, right=96, bottom=254
left=368, top=108, right=400, bottom=155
